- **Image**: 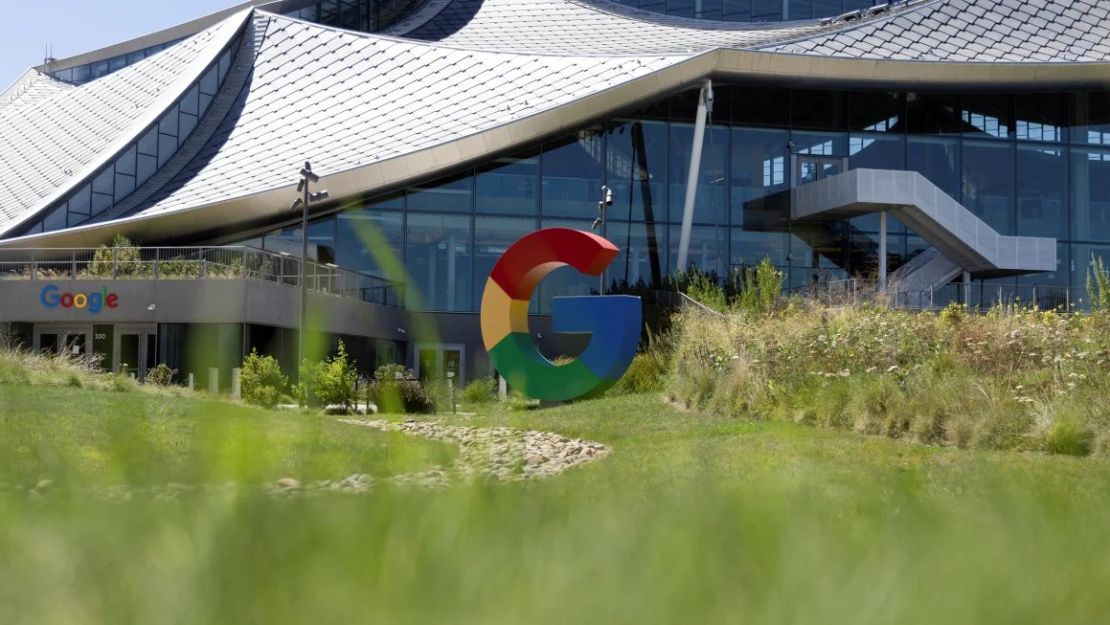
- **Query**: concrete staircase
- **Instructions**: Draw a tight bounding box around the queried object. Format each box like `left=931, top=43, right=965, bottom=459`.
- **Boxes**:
left=793, top=169, right=1057, bottom=283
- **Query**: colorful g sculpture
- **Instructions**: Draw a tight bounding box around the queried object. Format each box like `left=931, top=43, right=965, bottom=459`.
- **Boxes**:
left=480, top=228, right=642, bottom=401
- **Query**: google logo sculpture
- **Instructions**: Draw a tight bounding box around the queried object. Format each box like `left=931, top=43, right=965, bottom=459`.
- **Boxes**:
left=480, top=228, right=641, bottom=401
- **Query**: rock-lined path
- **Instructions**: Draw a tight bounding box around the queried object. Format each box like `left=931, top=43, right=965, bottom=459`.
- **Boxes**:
left=339, top=418, right=611, bottom=485
left=7, top=419, right=611, bottom=500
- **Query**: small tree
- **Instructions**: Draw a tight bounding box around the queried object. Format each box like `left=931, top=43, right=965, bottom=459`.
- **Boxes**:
left=88, top=235, right=144, bottom=278
left=241, top=349, right=288, bottom=408
left=299, top=340, right=358, bottom=411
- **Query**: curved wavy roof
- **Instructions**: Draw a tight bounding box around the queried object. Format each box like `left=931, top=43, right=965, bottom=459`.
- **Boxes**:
left=0, top=12, right=248, bottom=234
left=3, top=0, right=1110, bottom=247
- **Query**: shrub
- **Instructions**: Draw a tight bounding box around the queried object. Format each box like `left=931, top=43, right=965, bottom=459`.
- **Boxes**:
left=144, top=363, right=177, bottom=386
left=461, top=377, right=497, bottom=404
left=241, top=349, right=288, bottom=408
left=365, top=365, right=435, bottom=414
left=88, top=235, right=146, bottom=278
left=685, top=270, right=727, bottom=312
left=735, top=258, right=782, bottom=317
left=299, top=341, right=358, bottom=410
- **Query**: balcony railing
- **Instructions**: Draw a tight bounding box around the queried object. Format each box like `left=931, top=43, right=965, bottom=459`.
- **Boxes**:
left=0, top=246, right=403, bottom=308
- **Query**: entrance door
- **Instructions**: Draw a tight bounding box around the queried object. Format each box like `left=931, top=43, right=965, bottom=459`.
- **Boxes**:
left=34, top=327, right=92, bottom=357
left=414, top=344, right=465, bottom=384
left=115, top=325, right=157, bottom=380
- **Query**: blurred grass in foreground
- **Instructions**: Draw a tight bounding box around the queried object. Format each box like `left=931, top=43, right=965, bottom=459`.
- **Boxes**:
left=1, top=389, right=1110, bottom=624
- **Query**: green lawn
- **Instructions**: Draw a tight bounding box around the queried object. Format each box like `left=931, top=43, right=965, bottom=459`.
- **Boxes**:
left=2, top=387, right=1110, bottom=624
left=0, top=384, right=456, bottom=488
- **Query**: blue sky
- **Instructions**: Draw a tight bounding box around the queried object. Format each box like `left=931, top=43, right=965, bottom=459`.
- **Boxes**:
left=1, top=0, right=238, bottom=88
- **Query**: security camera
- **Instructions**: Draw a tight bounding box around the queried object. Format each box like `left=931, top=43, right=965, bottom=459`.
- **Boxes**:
left=602, top=185, right=613, bottom=206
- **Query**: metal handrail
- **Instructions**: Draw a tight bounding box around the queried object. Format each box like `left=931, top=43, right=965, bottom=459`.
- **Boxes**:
left=0, top=246, right=403, bottom=308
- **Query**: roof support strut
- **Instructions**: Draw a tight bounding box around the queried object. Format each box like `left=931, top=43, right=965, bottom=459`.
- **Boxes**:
left=676, top=80, right=712, bottom=273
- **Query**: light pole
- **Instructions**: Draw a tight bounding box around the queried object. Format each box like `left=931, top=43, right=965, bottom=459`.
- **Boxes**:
left=591, top=185, right=613, bottom=294
left=290, top=161, right=328, bottom=370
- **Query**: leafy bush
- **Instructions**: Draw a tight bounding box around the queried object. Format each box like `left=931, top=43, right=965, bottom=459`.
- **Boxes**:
left=144, top=363, right=177, bottom=386
left=299, top=341, right=358, bottom=410
left=365, top=364, right=435, bottom=414
left=735, top=257, right=783, bottom=317
left=461, top=377, right=498, bottom=404
left=241, top=349, right=288, bottom=408
left=88, top=235, right=147, bottom=278
left=685, top=270, right=727, bottom=312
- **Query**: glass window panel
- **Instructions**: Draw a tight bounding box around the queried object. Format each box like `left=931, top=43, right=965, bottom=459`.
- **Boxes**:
left=91, top=191, right=113, bottom=216
left=475, top=150, right=539, bottom=215
left=114, top=145, right=136, bottom=176
left=791, top=131, right=848, bottom=156
left=158, top=134, right=177, bottom=166
left=408, top=173, right=473, bottom=213
left=474, top=216, right=537, bottom=306
left=670, top=124, right=729, bottom=225
left=791, top=90, right=846, bottom=131
left=906, top=93, right=961, bottom=135
left=308, top=218, right=336, bottom=264
left=847, top=91, right=902, bottom=132
left=609, top=220, right=667, bottom=289
left=71, top=65, right=90, bottom=84
left=541, top=131, right=605, bottom=219
left=179, top=111, right=198, bottom=143
left=336, top=206, right=404, bottom=278
left=731, top=229, right=787, bottom=268
left=180, top=85, right=199, bottom=116
left=138, top=128, right=158, bottom=156
left=669, top=224, right=728, bottom=276
left=54, top=68, right=73, bottom=83
left=1016, top=145, right=1066, bottom=238
left=849, top=133, right=906, bottom=233
left=199, top=91, right=213, bottom=113
left=722, top=0, right=753, bottom=19
left=731, top=127, right=789, bottom=230
left=264, top=225, right=303, bottom=257
left=752, top=0, right=782, bottom=19
left=159, top=105, right=179, bottom=137
left=961, top=94, right=1013, bottom=139
left=668, top=0, right=695, bottom=17
left=126, top=51, right=144, bottom=65
left=1071, top=147, right=1110, bottom=242
left=92, top=168, right=113, bottom=196
left=90, top=61, right=109, bottom=80
left=1072, top=244, right=1110, bottom=294
left=1015, top=93, right=1066, bottom=143
left=406, top=213, right=472, bottom=311
left=137, top=154, right=157, bottom=184
left=43, top=205, right=67, bottom=231
left=729, top=85, right=789, bottom=127
left=114, top=171, right=136, bottom=202
left=696, top=0, right=723, bottom=19
left=788, top=0, right=812, bottom=19
left=219, top=50, right=232, bottom=83
left=199, top=67, right=219, bottom=95
left=1071, top=92, right=1110, bottom=146
left=907, top=136, right=961, bottom=200
left=607, top=119, right=668, bottom=224
left=108, top=56, right=126, bottom=72
left=67, top=185, right=91, bottom=216
left=962, top=140, right=1014, bottom=234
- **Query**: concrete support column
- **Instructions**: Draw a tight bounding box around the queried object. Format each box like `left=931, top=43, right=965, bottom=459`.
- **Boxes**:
left=878, top=210, right=888, bottom=292
left=676, top=80, right=712, bottom=272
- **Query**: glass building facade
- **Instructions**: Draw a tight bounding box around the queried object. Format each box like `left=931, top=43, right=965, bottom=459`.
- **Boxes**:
left=243, top=85, right=1110, bottom=313
left=609, top=0, right=886, bottom=21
